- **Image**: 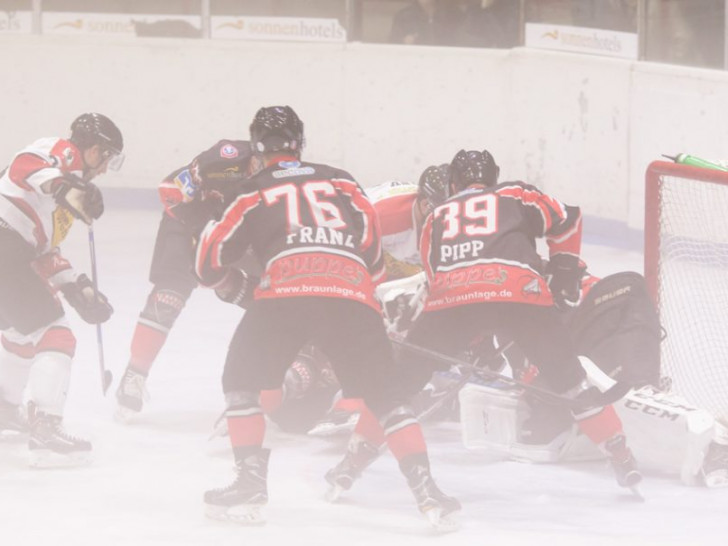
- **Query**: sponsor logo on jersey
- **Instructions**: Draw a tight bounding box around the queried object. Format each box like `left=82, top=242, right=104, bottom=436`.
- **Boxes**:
left=51, top=206, right=74, bottom=247
left=173, top=169, right=198, bottom=202
left=220, top=144, right=239, bottom=158
left=272, top=166, right=315, bottom=178
left=522, top=277, right=541, bottom=296
left=279, top=160, right=301, bottom=169
left=207, top=165, right=245, bottom=180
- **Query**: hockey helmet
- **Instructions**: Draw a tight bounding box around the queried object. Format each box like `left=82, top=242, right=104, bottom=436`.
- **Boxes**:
left=417, top=163, right=451, bottom=208
left=449, top=149, right=499, bottom=193
left=70, top=113, right=125, bottom=170
left=249, top=105, right=305, bottom=155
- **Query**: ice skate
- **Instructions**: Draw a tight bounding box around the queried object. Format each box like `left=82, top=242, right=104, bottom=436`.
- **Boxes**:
left=324, top=435, right=380, bottom=502
left=400, top=453, right=461, bottom=532
left=28, top=406, right=92, bottom=468
left=205, top=448, right=270, bottom=525
left=0, top=398, right=28, bottom=441
left=604, top=434, right=643, bottom=499
left=701, top=441, right=728, bottom=487
left=115, top=367, right=151, bottom=422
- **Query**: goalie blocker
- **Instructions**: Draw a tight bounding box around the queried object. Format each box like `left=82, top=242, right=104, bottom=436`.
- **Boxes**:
left=458, top=272, right=727, bottom=487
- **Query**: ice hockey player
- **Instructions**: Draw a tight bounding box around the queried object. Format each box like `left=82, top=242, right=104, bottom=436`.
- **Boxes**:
left=195, top=105, right=460, bottom=530
left=367, top=163, right=450, bottom=281
left=115, top=137, right=257, bottom=420
left=329, top=148, right=643, bottom=498
left=0, top=113, right=122, bottom=466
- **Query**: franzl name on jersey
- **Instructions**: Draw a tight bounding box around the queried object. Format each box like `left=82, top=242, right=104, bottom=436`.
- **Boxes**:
left=272, top=161, right=315, bottom=179
left=287, top=226, right=355, bottom=249
left=440, top=240, right=484, bottom=262
left=173, top=169, right=198, bottom=203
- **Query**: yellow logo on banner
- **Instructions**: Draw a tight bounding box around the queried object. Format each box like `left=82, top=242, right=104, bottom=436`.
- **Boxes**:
left=52, top=206, right=75, bottom=247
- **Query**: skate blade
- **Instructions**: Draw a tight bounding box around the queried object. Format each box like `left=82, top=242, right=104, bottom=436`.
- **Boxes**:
left=704, top=470, right=728, bottom=488
left=113, top=405, right=139, bottom=424
left=29, top=449, right=92, bottom=469
left=626, top=484, right=645, bottom=502
left=205, top=503, right=266, bottom=525
left=207, top=421, right=229, bottom=441
left=325, top=483, right=345, bottom=503
left=0, top=429, right=27, bottom=442
left=307, top=415, right=359, bottom=437
left=423, top=507, right=460, bottom=533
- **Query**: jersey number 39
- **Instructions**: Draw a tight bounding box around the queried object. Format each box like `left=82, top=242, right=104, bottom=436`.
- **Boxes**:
left=436, top=194, right=498, bottom=240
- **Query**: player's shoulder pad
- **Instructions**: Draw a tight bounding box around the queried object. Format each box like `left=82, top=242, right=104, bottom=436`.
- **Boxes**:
left=366, top=179, right=417, bottom=200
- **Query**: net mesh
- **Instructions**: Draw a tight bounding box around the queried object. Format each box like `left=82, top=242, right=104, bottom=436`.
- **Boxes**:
left=649, top=163, right=728, bottom=422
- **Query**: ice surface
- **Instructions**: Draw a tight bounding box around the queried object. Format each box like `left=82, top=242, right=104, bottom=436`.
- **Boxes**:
left=1, top=207, right=724, bottom=546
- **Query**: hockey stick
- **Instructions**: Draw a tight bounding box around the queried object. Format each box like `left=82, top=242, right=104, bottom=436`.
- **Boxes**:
left=413, top=339, right=516, bottom=422
left=88, top=225, right=113, bottom=395
left=392, top=339, right=631, bottom=411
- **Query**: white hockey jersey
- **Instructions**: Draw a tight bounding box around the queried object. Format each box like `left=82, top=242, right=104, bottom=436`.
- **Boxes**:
left=0, top=137, right=84, bottom=253
left=366, top=180, right=422, bottom=280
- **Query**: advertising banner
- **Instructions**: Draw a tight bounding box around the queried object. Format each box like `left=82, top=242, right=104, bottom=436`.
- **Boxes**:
left=525, top=22, right=638, bottom=60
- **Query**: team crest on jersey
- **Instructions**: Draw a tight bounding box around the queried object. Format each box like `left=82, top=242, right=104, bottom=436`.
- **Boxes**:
left=220, top=144, right=239, bottom=159
left=62, top=146, right=75, bottom=167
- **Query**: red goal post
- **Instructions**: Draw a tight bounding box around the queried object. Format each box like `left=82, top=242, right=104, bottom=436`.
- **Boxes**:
left=645, top=160, right=728, bottom=422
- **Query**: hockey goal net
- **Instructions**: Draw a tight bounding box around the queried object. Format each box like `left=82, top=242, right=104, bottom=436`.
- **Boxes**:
left=645, top=160, right=728, bottom=422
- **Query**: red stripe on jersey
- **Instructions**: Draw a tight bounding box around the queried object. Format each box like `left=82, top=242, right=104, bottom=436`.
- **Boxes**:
left=374, top=192, right=417, bottom=236
left=4, top=194, right=48, bottom=248
left=547, top=214, right=582, bottom=256
left=8, top=153, right=49, bottom=191
left=158, top=180, right=184, bottom=216
left=331, top=178, right=378, bottom=251
left=196, top=190, right=261, bottom=285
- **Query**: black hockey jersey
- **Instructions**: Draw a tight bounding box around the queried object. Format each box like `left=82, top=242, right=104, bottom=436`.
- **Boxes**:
left=420, top=180, right=581, bottom=311
left=195, top=156, right=385, bottom=310
left=158, top=139, right=254, bottom=233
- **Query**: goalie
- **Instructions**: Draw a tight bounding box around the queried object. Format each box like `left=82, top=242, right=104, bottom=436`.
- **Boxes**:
left=449, top=265, right=728, bottom=488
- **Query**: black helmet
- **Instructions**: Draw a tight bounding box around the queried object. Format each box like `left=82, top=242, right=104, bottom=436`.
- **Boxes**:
left=70, top=113, right=124, bottom=154
left=417, top=163, right=451, bottom=207
left=449, top=149, right=499, bottom=193
left=249, top=106, right=304, bottom=155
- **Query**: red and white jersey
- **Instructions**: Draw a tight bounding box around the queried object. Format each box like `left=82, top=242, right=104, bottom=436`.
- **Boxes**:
left=196, top=156, right=385, bottom=311
left=366, top=181, right=422, bottom=280
left=0, top=137, right=84, bottom=253
left=420, top=180, right=582, bottom=311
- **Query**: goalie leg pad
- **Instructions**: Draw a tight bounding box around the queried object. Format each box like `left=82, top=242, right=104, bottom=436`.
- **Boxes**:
left=614, top=386, right=715, bottom=485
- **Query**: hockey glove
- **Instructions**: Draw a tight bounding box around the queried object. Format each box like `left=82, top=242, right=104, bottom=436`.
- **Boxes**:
left=52, top=175, right=104, bottom=225
left=61, top=274, right=114, bottom=324
left=545, top=254, right=585, bottom=309
left=214, top=268, right=259, bottom=309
